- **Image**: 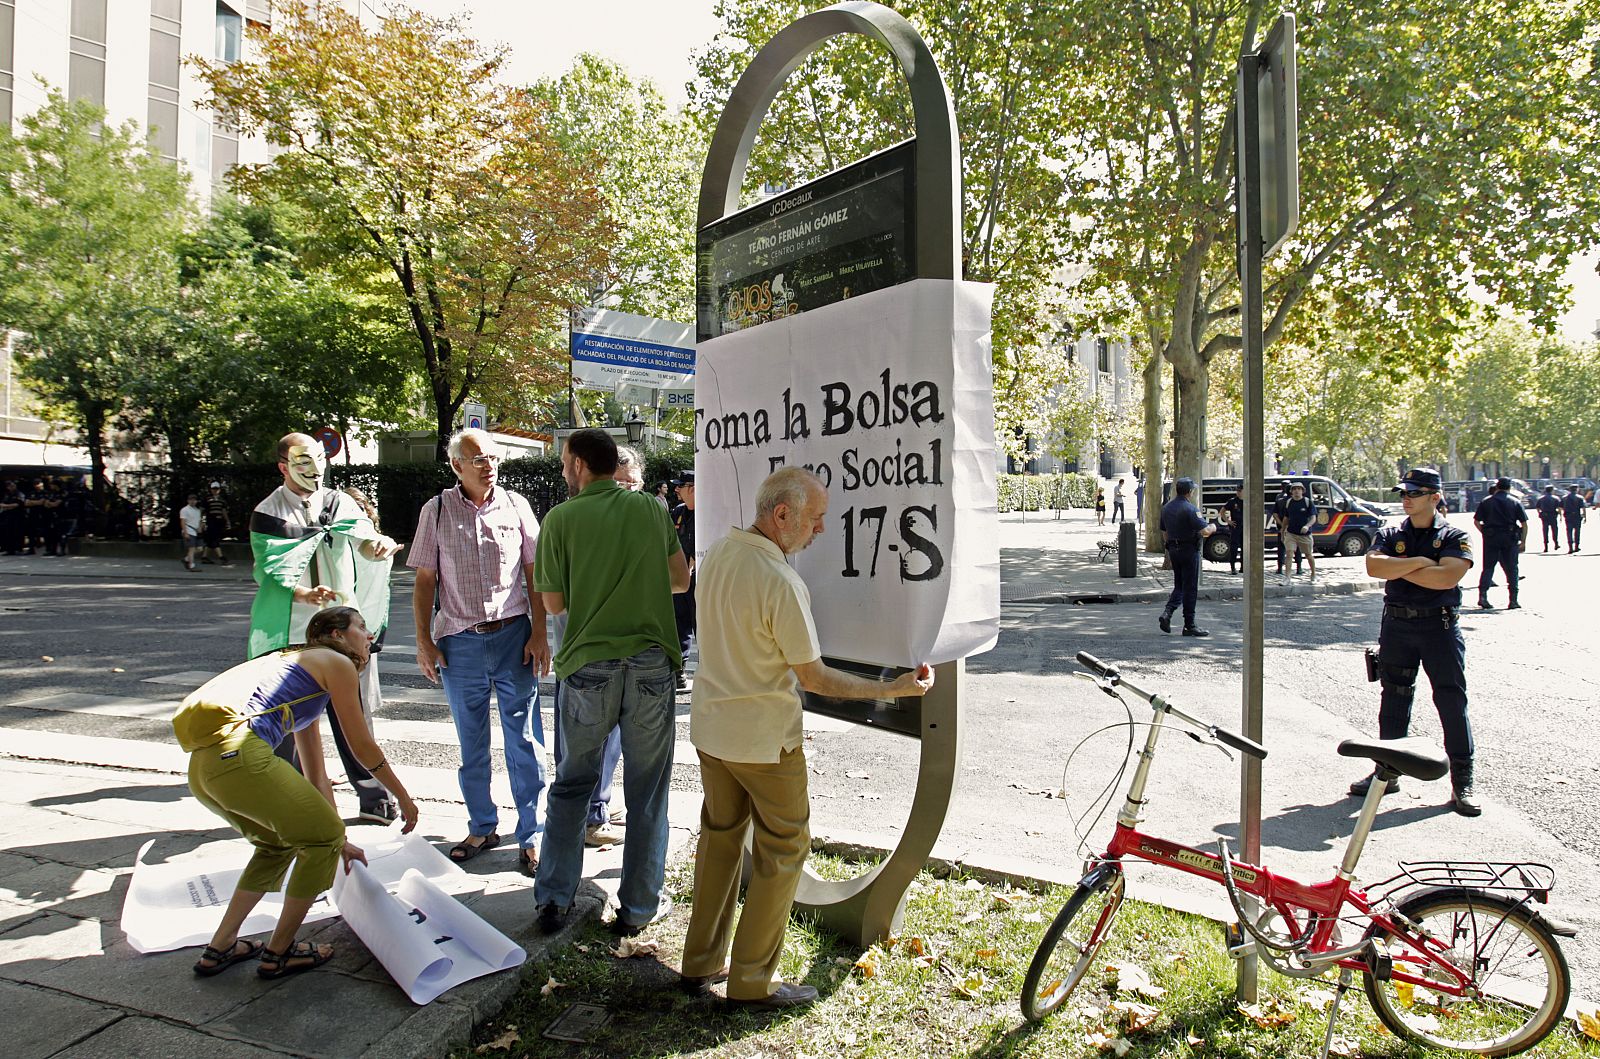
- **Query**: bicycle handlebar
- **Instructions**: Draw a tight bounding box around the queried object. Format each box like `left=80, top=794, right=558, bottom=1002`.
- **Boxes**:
left=1075, top=652, right=1268, bottom=761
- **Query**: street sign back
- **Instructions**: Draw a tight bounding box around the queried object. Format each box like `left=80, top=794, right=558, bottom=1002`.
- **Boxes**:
left=1256, top=13, right=1299, bottom=258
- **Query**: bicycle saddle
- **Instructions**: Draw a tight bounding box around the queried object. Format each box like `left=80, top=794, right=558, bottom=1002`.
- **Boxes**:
left=1336, top=737, right=1449, bottom=781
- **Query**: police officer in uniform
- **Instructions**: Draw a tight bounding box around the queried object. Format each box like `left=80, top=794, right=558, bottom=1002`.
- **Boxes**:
left=1221, top=484, right=1245, bottom=575
left=1561, top=484, right=1585, bottom=553
left=1472, top=476, right=1526, bottom=610
left=1535, top=485, right=1562, bottom=551
left=1158, top=477, right=1215, bottom=637
left=1351, top=468, right=1480, bottom=816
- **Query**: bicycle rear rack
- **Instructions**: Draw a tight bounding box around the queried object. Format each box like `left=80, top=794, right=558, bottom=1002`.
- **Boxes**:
left=1374, top=860, right=1555, bottom=903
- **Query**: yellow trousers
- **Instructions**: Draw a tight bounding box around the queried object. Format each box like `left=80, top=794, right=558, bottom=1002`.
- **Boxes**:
left=681, top=747, right=810, bottom=1001
left=187, top=729, right=344, bottom=900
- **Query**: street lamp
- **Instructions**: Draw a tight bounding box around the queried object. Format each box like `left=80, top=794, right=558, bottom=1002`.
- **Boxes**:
left=623, top=410, right=647, bottom=448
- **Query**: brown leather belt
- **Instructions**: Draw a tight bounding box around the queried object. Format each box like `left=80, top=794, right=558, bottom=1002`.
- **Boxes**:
left=468, top=617, right=517, bottom=634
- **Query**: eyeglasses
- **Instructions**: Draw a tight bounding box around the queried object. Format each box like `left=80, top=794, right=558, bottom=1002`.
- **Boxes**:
left=465, top=454, right=502, bottom=468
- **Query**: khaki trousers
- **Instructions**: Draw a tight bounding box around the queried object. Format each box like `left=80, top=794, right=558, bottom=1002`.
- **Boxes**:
left=680, top=747, right=809, bottom=1001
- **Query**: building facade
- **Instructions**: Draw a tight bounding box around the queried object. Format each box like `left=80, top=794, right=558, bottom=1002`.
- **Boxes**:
left=1, top=0, right=273, bottom=466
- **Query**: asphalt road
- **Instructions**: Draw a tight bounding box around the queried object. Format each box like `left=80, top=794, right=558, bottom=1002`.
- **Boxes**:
left=3, top=514, right=1596, bottom=997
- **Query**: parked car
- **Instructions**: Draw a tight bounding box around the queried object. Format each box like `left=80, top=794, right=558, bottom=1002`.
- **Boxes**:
left=1192, top=475, right=1385, bottom=563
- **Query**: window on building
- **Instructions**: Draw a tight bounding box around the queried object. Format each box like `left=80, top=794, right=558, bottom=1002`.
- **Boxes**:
left=1096, top=338, right=1111, bottom=374
left=69, top=0, right=107, bottom=109
left=149, top=1, right=182, bottom=159
left=0, top=0, right=15, bottom=129
left=216, top=3, right=243, bottom=63
left=211, top=126, right=239, bottom=185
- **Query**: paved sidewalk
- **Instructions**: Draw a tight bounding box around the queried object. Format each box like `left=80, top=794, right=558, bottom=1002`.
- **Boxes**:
left=0, top=753, right=701, bottom=1059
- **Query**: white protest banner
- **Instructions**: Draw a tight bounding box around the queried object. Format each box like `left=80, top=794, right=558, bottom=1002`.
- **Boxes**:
left=570, top=307, right=694, bottom=391
left=694, top=278, right=999, bottom=667
left=120, top=832, right=472, bottom=954
left=331, top=865, right=525, bottom=1005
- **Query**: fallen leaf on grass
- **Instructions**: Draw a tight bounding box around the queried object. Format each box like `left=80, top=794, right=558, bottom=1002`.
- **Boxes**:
left=991, top=892, right=1018, bottom=908
left=954, top=968, right=987, bottom=997
left=1302, top=987, right=1337, bottom=1010
left=1085, top=1028, right=1131, bottom=1055
left=1019, top=911, right=1044, bottom=924
left=912, top=954, right=937, bottom=969
left=1111, top=962, right=1166, bottom=999
left=574, top=943, right=590, bottom=953
left=1326, top=1036, right=1360, bottom=1056
left=904, top=936, right=929, bottom=957
left=1237, top=1002, right=1296, bottom=1029
left=962, top=879, right=984, bottom=891
left=476, top=1027, right=519, bottom=1052
left=974, top=948, right=998, bottom=960
left=1108, top=999, right=1161, bottom=1031
left=854, top=948, right=882, bottom=978
left=539, top=976, right=564, bottom=997
left=959, top=911, right=982, bottom=925
left=612, top=937, right=659, bottom=958
left=1579, top=1007, right=1600, bottom=1042
left=1185, top=1030, right=1206, bottom=1048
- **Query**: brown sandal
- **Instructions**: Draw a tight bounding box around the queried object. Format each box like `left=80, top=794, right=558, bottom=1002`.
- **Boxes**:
left=193, top=937, right=263, bottom=977
left=448, top=832, right=501, bottom=862
left=257, top=939, right=333, bottom=979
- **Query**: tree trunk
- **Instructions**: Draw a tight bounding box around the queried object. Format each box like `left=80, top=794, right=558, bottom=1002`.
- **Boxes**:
left=1141, top=338, right=1164, bottom=552
left=432, top=378, right=453, bottom=462
left=1172, top=359, right=1210, bottom=487
left=85, top=409, right=108, bottom=538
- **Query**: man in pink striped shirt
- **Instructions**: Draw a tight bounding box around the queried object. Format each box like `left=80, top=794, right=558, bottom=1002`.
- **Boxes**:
left=409, top=428, right=551, bottom=876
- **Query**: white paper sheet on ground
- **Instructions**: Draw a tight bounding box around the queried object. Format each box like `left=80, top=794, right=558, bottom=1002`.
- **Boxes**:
left=121, top=831, right=474, bottom=954
left=332, top=865, right=524, bottom=1004
left=694, top=278, right=1000, bottom=667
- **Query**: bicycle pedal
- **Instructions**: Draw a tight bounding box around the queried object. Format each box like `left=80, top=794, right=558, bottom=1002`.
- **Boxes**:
left=1224, top=921, right=1251, bottom=959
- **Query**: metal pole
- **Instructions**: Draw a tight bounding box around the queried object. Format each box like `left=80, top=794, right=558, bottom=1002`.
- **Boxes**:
left=1236, top=51, right=1266, bottom=1004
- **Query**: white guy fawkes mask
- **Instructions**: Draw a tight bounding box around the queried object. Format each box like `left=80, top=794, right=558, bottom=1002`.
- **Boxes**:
left=284, top=444, right=327, bottom=493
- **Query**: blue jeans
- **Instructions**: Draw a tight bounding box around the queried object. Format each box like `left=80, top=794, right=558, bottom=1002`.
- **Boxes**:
left=438, top=616, right=545, bottom=848
left=552, top=678, right=622, bottom=828
left=536, top=646, right=675, bottom=925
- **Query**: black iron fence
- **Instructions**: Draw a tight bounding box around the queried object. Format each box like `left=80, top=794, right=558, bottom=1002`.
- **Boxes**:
left=115, top=449, right=694, bottom=542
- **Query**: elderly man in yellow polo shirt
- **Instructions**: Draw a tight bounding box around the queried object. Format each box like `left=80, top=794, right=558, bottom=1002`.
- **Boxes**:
left=678, top=466, right=934, bottom=1008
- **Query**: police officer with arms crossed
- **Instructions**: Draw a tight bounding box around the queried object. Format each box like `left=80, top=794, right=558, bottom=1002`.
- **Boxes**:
left=1158, top=477, right=1216, bottom=637
left=1473, top=476, right=1526, bottom=610
left=1351, top=468, right=1481, bottom=816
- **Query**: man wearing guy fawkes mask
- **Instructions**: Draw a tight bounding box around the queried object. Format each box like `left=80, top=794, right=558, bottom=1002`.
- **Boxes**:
left=249, top=432, right=406, bottom=823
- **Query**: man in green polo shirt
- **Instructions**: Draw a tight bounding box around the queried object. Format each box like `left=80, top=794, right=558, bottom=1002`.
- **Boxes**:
left=533, top=428, right=691, bottom=936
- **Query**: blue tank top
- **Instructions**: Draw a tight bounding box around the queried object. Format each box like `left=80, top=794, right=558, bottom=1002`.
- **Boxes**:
left=244, top=658, right=332, bottom=748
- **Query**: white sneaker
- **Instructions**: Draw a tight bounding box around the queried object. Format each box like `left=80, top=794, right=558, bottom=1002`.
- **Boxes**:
left=585, top=822, right=624, bottom=846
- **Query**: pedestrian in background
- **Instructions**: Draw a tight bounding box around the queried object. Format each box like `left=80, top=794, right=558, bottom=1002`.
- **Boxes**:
left=1561, top=485, right=1585, bottom=553
left=1134, top=477, right=1145, bottom=536
left=202, top=481, right=232, bottom=565
left=679, top=467, right=933, bottom=1007
left=670, top=471, right=697, bottom=693
left=1158, top=477, right=1215, bottom=637
left=1112, top=477, right=1126, bottom=522
left=1221, top=484, right=1245, bottom=575
left=1473, top=477, right=1526, bottom=610
left=1535, top=486, right=1562, bottom=552
left=534, top=429, right=689, bottom=936
left=653, top=482, right=670, bottom=509
left=1353, top=467, right=1480, bottom=816
left=409, top=428, right=549, bottom=875
left=1280, top=481, right=1318, bottom=582
left=0, top=479, right=27, bottom=554
left=179, top=494, right=203, bottom=571
left=1094, top=488, right=1106, bottom=526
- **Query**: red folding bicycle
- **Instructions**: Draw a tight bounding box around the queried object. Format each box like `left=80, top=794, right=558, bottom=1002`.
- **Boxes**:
left=1021, top=652, right=1576, bottom=1058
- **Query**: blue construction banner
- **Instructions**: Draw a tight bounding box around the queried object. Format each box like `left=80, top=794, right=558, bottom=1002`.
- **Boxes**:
left=569, top=308, right=694, bottom=392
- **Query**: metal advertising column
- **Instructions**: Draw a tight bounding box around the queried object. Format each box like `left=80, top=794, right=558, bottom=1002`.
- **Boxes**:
left=694, top=1, right=997, bottom=947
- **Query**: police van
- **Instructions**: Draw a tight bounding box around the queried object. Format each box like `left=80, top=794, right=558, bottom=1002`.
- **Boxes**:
left=1196, top=475, right=1386, bottom=564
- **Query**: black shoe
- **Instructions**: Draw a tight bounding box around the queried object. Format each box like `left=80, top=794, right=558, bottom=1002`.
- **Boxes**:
left=730, top=982, right=819, bottom=1009
left=675, top=671, right=688, bottom=693
left=1449, top=759, right=1482, bottom=817
left=356, top=800, right=399, bottom=824
left=1158, top=613, right=1172, bottom=634
left=1477, top=598, right=1493, bottom=610
left=537, top=903, right=566, bottom=935
left=1348, top=772, right=1399, bottom=798
left=679, top=966, right=730, bottom=997
left=608, top=916, right=642, bottom=938
left=1182, top=626, right=1209, bottom=637
left=1508, top=600, right=1522, bottom=610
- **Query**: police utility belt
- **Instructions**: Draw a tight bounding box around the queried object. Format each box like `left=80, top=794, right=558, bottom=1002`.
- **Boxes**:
left=1382, top=603, right=1457, bottom=620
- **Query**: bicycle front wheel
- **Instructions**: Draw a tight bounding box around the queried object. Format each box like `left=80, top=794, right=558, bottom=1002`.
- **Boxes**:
left=1021, top=864, right=1125, bottom=1022
left=1364, top=888, right=1571, bottom=1056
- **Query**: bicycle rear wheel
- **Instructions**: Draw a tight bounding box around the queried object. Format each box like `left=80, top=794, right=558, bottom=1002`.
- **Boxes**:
left=1021, top=863, right=1125, bottom=1022
left=1364, top=888, right=1570, bottom=1056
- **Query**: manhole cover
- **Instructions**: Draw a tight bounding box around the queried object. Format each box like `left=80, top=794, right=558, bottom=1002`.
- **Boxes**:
left=543, top=1002, right=613, bottom=1043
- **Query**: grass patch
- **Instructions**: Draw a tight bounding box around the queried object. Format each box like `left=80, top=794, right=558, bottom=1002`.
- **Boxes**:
left=457, top=855, right=1593, bottom=1057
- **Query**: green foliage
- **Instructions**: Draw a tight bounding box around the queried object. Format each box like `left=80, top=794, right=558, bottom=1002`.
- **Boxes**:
left=194, top=1, right=615, bottom=454
left=0, top=90, right=191, bottom=517
left=997, top=472, right=1098, bottom=512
